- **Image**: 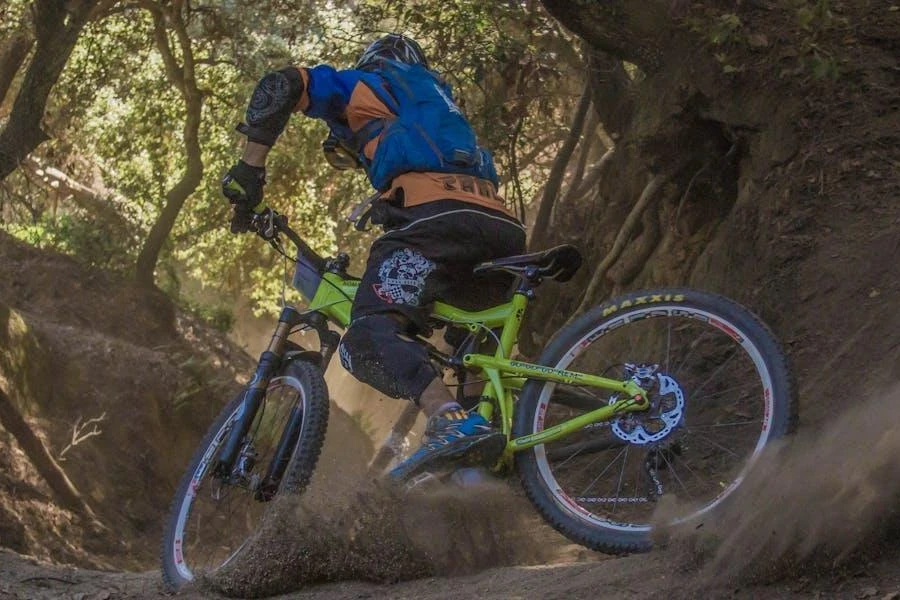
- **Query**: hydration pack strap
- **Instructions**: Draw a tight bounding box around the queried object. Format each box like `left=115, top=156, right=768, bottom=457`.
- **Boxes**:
left=348, top=192, right=382, bottom=231
left=346, top=119, right=386, bottom=156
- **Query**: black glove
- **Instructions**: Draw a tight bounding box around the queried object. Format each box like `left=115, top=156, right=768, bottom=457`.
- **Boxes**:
left=222, top=160, right=266, bottom=210
left=230, top=204, right=253, bottom=233
left=222, top=161, right=266, bottom=234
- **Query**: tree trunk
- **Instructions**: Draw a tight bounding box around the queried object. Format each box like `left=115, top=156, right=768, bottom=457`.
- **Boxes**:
left=134, top=3, right=204, bottom=288
left=0, top=1, right=97, bottom=181
left=21, top=156, right=135, bottom=233
left=530, top=82, right=592, bottom=250
left=0, top=33, right=33, bottom=107
left=586, top=51, right=633, bottom=137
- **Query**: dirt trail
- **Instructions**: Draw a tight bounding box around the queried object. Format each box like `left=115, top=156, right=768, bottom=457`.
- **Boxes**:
left=9, top=386, right=900, bottom=600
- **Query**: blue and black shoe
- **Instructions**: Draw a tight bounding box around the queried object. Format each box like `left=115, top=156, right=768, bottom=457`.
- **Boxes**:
left=388, top=408, right=506, bottom=482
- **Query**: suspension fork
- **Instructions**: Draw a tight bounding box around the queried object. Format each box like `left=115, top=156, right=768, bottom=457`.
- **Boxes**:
left=213, top=307, right=337, bottom=479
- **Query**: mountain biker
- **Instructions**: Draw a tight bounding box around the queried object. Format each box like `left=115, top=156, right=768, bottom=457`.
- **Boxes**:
left=221, top=34, right=526, bottom=481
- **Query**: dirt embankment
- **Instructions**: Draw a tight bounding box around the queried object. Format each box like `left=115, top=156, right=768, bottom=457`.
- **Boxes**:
left=0, top=230, right=255, bottom=569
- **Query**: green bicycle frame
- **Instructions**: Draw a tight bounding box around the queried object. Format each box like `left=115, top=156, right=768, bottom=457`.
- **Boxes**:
left=302, top=270, right=649, bottom=459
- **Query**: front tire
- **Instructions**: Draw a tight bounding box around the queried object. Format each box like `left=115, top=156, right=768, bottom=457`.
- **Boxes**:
left=160, top=360, right=329, bottom=591
left=514, top=288, right=797, bottom=553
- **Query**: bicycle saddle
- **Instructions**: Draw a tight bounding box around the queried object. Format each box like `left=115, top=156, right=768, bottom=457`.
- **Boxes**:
left=473, top=244, right=583, bottom=282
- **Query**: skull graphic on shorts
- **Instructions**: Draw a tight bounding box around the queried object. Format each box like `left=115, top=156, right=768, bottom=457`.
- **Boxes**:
left=372, top=248, right=435, bottom=306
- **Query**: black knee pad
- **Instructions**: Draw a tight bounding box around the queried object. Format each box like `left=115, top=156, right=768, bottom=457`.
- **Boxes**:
left=338, top=314, right=438, bottom=402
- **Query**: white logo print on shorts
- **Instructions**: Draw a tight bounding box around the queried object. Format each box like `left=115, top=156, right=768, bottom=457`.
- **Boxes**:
left=372, top=248, right=435, bottom=306
left=338, top=341, right=353, bottom=373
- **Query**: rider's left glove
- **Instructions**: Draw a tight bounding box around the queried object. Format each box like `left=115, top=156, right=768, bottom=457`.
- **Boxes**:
left=222, top=160, right=266, bottom=233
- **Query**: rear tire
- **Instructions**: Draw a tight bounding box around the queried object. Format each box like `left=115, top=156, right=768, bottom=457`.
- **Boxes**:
left=514, top=288, right=797, bottom=553
left=160, top=360, right=329, bottom=591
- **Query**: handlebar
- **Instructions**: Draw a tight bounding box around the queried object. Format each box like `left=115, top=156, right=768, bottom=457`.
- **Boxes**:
left=250, top=208, right=326, bottom=273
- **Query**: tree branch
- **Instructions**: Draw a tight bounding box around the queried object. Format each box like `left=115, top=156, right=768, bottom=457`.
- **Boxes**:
left=567, top=110, right=599, bottom=193
left=0, top=33, right=34, bottom=108
left=144, top=3, right=185, bottom=93
left=21, top=156, right=134, bottom=232
left=0, top=0, right=98, bottom=180
left=540, top=0, right=675, bottom=72
left=135, top=0, right=204, bottom=286
left=567, top=146, right=616, bottom=203
left=58, top=412, right=107, bottom=461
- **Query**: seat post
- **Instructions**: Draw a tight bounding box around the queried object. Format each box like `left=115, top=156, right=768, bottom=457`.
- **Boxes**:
left=514, top=265, right=541, bottom=298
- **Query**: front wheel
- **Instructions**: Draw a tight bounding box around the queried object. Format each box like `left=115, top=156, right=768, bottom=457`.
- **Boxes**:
left=514, top=288, right=797, bottom=553
left=160, top=360, right=329, bottom=591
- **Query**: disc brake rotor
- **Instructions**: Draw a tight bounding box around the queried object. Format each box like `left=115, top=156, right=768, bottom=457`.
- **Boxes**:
left=610, top=368, right=685, bottom=445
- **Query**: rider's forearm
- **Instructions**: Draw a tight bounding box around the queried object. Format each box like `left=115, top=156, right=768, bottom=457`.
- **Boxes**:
left=242, top=142, right=271, bottom=168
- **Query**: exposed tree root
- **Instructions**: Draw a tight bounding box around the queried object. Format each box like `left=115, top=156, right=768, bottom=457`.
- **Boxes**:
left=0, top=385, right=98, bottom=522
left=570, top=172, right=669, bottom=320
left=608, top=192, right=664, bottom=286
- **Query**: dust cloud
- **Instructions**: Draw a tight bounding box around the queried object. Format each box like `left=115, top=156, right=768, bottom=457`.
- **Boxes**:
left=204, top=377, right=562, bottom=598
left=667, top=383, right=900, bottom=582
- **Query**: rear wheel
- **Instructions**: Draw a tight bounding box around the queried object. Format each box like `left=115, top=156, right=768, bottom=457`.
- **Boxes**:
left=514, top=288, right=796, bottom=552
left=160, top=360, right=329, bottom=591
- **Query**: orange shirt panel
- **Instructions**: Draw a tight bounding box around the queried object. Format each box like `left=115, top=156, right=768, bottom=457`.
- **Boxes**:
left=384, top=173, right=512, bottom=216
left=292, top=67, right=310, bottom=113
left=347, top=83, right=394, bottom=131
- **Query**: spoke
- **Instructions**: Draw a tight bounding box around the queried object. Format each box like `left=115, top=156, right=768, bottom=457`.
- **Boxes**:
left=695, top=380, right=759, bottom=402
left=689, top=420, right=759, bottom=429
left=612, top=445, right=630, bottom=513
left=551, top=443, right=587, bottom=470
left=672, top=329, right=713, bottom=379
left=689, top=350, right=740, bottom=398
left=669, top=451, right=704, bottom=487
left=579, top=445, right=628, bottom=496
left=659, top=448, right=692, bottom=499
left=686, top=429, right=740, bottom=458
left=547, top=436, right=624, bottom=461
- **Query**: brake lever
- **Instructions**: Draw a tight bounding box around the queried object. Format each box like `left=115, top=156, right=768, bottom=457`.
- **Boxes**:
left=252, top=208, right=278, bottom=241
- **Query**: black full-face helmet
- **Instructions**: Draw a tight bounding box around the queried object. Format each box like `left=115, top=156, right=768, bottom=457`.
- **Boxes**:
left=355, top=33, right=428, bottom=71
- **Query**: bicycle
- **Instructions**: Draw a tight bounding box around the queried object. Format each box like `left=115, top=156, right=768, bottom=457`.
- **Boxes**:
left=160, top=209, right=797, bottom=591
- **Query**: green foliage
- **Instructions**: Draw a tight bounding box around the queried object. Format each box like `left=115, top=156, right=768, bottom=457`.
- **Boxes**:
left=783, top=0, right=845, bottom=80
left=686, top=10, right=747, bottom=74
left=0, top=0, right=30, bottom=36
left=4, top=212, right=135, bottom=272
left=2, top=0, right=583, bottom=321
left=808, top=50, right=840, bottom=80
left=687, top=11, right=744, bottom=47
left=709, top=13, right=743, bottom=46
left=795, top=0, right=836, bottom=31
left=178, top=299, right=235, bottom=333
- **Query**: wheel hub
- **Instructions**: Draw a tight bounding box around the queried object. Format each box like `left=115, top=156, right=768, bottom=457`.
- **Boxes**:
left=610, top=364, right=685, bottom=445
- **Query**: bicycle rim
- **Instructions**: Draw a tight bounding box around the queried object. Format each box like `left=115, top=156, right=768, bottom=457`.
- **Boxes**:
left=170, top=375, right=307, bottom=582
left=533, top=305, right=776, bottom=532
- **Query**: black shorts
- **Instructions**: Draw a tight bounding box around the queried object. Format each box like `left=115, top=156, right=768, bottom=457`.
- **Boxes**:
left=352, top=199, right=527, bottom=331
